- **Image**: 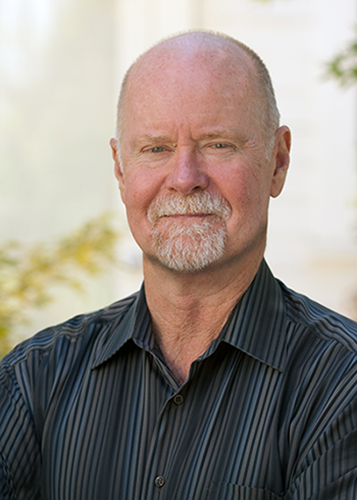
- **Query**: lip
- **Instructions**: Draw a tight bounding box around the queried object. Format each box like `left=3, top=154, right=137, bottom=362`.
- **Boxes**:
left=162, top=213, right=214, bottom=218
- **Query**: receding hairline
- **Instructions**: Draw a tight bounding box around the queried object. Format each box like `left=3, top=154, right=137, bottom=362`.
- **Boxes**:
left=115, top=30, right=280, bottom=154
left=132, top=31, right=257, bottom=67
left=122, top=30, right=265, bottom=83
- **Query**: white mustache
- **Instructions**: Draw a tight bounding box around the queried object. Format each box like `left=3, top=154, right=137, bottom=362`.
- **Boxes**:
left=147, top=192, right=231, bottom=223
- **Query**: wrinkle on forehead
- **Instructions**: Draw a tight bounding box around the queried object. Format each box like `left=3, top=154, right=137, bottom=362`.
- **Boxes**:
left=123, top=37, right=259, bottom=132
left=116, top=31, right=274, bottom=157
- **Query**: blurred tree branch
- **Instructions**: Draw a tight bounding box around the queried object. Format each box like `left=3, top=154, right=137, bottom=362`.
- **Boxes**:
left=251, top=0, right=357, bottom=87
left=0, top=213, right=120, bottom=358
left=326, top=36, right=357, bottom=86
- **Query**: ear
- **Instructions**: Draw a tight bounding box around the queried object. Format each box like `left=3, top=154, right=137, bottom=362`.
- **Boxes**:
left=110, top=138, right=126, bottom=203
left=270, top=126, right=291, bottom=198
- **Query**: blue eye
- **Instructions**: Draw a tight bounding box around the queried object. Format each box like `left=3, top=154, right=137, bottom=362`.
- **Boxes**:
left=213, top=143, right=227, bottom=148
left=150, top=146, right=165, bottom=153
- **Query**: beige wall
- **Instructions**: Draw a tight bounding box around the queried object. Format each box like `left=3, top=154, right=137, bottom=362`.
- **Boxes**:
left=114, top=0, right=357, bottom=317
left=1, top=0, right=357, bottom=347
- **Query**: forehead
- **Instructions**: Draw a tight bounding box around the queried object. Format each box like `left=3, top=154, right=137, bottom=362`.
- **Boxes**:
left=131, top=33, right=256, bottom=75
left=122, top=41, right=259, bottom=134
left=131, top=38, right=256, bottom=94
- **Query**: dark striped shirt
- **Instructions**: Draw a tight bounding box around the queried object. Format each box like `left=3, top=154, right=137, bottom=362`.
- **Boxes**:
left=1, top=260, right=357, bottom=499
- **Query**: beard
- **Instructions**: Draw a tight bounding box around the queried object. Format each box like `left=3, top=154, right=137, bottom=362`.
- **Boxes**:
left=147, top=192, right=231, bottom=272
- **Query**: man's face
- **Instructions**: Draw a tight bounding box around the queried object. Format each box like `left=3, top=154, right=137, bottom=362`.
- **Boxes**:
left=112, top=47, right=290, bottom=273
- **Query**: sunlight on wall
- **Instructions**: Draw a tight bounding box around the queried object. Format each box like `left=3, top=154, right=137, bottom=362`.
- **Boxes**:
left=1, top=0, right=357, bottom=350
left=0, top=0, right=133, bottom=347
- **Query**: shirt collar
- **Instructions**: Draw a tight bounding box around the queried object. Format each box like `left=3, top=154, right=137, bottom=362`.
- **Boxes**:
left=92, top=259, right=287, bottom=372
left=214, top=259, right=287, bottom=372
left=91, top=285, right=149, bottom=369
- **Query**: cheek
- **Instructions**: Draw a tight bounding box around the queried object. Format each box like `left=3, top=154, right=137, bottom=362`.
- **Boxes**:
left=121, top=170, right=163, bottom=241
left=224, top=171, right=255, bottom=208
left=123, top=170, right=155, bottom=211
left=224, top=170, right=270, bottom=224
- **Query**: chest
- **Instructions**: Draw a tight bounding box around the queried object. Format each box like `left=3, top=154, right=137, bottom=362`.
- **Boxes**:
left=40, top=345, right=284, bottom=500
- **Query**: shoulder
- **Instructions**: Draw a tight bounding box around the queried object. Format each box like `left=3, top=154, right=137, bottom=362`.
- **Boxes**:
left=279, top=280, right=357, bottom=355
left=0, top=291, right=140, bottom=426
left=0, top=292, right=140, bottom=496
left=2, top=292, right=139, bottom=368
left=275, top=280, right=357, bottom=424
left=275, top=283, right=357, bottom=497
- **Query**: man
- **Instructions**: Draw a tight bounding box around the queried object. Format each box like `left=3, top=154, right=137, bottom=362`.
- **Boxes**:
left=1, top=31, right=356, bottom=499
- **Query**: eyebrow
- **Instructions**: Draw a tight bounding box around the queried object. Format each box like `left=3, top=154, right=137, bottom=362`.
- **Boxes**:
left=131, top=130, right=250, bottom=148
left=133, top=135, right=173, bottom=147
left=197, top=130, right=245, bottom=140
left=196, top=131, right=252, bottom=148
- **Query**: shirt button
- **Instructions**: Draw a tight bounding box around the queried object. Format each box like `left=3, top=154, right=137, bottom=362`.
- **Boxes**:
left=154, top=476, right=165, bottom=488
left=173, top=394, right=184, bottom=405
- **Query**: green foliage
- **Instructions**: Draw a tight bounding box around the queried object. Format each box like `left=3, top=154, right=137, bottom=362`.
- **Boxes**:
left=327, top=38, right=357, bottom=86
left=0, top=214, right=120, bottom=357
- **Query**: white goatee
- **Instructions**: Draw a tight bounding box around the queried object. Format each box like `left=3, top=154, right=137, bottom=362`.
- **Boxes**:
left=147, top=191, right=231, bottom=272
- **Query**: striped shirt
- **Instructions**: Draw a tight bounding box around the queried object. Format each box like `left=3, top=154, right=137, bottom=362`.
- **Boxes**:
left=1, top=259, right=357, bottom=499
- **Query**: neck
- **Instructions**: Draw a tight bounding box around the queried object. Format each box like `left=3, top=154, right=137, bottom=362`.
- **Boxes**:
left=143, top=254, right=263, bottom=385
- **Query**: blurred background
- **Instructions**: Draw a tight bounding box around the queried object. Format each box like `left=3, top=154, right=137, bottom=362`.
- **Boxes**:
left=1, top=0, right=357, bottom=355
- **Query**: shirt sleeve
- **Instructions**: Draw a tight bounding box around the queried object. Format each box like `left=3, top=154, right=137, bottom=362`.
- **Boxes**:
left=0, top=357, right=42, bottom=500
left=283, top=383, right=357, bottom=499
left=0, top=454, right=12, bottom=500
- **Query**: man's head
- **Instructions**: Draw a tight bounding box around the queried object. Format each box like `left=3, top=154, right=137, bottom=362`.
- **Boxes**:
left=116, top=31, right=280, bottom=158
left=110, top=31, right=291, bottom=274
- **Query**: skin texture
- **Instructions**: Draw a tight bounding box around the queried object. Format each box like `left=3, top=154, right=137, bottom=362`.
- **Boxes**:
left=110, top=32, right=291, bottom=384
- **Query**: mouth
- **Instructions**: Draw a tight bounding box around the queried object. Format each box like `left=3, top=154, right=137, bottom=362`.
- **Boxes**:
left=147, top=192, right=232, bottom=226
left=162, top=213, right=214, bottom=217
left=159, top=213, right=217, bottom=222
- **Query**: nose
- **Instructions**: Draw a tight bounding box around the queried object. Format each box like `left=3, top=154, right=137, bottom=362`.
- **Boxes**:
left=166, top=148, right=209, bottom=195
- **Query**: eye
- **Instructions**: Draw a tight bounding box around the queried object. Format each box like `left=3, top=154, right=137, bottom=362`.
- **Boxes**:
left=205, top=141, right=237, bottom=155
left=150, top=146, right=165, bottom=153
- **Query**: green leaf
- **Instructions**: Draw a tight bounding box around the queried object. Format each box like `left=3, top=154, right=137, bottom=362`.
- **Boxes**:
left=0, top=213, right=122, bottom=358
